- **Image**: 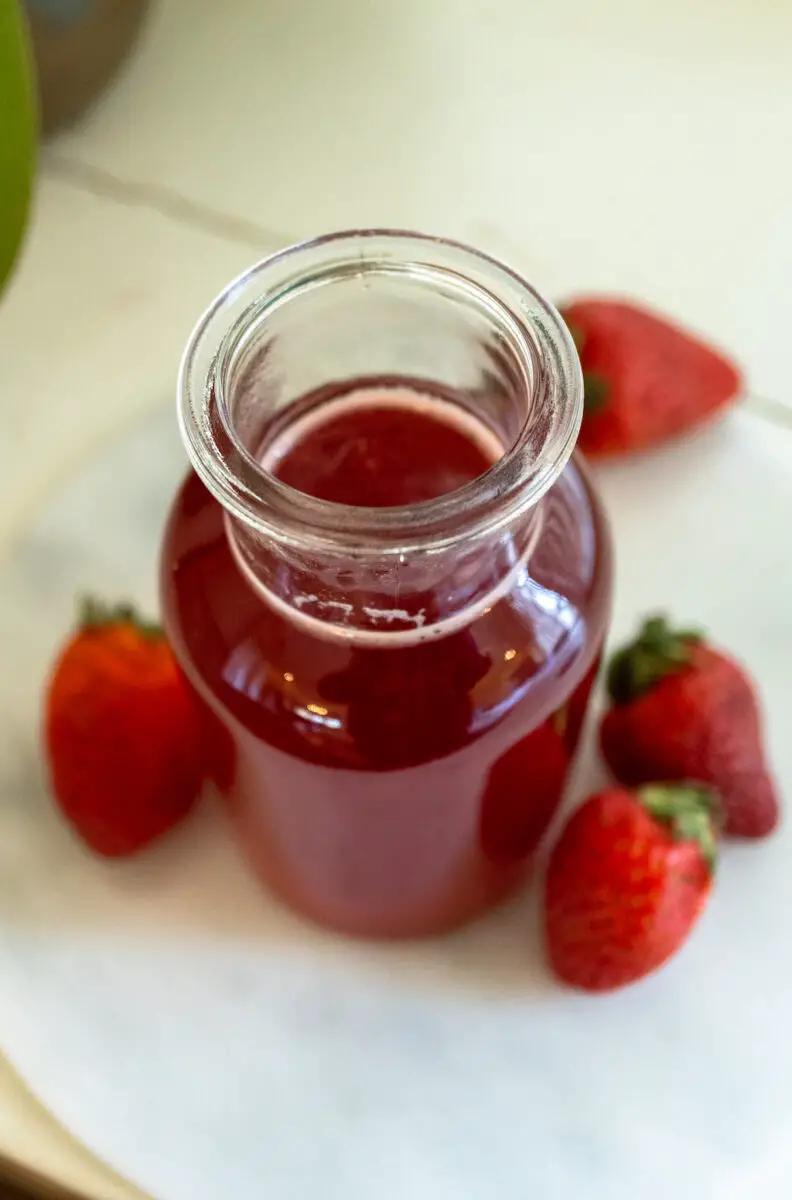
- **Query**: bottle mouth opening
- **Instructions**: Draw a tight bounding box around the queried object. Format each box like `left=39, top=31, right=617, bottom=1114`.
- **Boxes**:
left=178, top=229, right=582, bottom=556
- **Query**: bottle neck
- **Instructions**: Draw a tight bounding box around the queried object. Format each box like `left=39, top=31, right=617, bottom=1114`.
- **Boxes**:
left=226, top=476, right=546, bottom=649
left=178, top=231, right=582, bottom=643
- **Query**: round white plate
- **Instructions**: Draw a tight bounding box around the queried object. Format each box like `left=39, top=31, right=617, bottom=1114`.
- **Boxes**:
left=1, top=404, right=790, bottom=1200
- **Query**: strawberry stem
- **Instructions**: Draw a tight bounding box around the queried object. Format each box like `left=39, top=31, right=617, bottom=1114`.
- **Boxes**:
left=561, top=317, right=608, bottom=414
left=79, top=596, right=162, bottom=639
left=582, top=371, right=609, bottom=415
left=607, top=615, right=701, bottom=705
left=639, top=783, right=720, bottom=873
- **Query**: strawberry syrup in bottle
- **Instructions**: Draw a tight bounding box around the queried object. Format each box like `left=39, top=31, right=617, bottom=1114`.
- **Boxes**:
left=161, top=233, right=612, bottom=938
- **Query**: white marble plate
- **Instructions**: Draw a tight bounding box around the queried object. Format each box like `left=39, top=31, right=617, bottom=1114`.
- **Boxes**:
left=1, top=404, right=791, bottom=1200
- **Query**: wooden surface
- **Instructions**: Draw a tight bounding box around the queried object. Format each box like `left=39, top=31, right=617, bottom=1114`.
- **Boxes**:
left=0, top=1154, right=87, bottom=1200
left=3, top=4, right=792, bottom=1196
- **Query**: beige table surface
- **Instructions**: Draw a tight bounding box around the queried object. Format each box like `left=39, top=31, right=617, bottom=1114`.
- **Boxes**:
left=1, top=1, right=791, bottom=1196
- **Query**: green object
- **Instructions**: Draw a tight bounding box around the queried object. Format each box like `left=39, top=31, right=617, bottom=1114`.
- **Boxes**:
left=640, top=784, right=720, bottom=874
left=0, top=0, right=37, bottom=293
left=582, top=370, right=610, bottom=415
left=607, top=614, right=702, bottom=706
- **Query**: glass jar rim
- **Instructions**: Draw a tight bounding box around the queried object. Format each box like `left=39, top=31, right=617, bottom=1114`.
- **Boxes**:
left=178, top=229, right=582, bottom=557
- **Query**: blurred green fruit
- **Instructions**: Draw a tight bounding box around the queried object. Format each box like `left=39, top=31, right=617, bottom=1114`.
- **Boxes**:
left=0, top=0, right=37, bottom=292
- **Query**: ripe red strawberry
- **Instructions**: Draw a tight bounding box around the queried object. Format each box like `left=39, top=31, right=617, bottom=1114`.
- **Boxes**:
left=601, top=616, right=779, bottom=838
left=544, top=784, right=717, bottom=991
left=561, top=298, right=742, bottom=457
left=44, top=599, right=203, bottom=856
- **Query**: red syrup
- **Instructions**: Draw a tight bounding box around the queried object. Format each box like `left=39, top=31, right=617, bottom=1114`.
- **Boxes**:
left=161, top=383, right=611, bottom=938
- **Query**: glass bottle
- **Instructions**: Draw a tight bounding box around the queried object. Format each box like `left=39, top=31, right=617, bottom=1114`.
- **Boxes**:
left=160, top=231, right=613, bottom=939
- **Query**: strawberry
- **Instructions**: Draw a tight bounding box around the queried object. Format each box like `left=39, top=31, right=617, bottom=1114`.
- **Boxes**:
left=561, top=298, right=742, bottom=457
left=544, top=784, right=717, bottom=991
left=44, top=599, right=203, bottom=856
left=601, top=616, right=779, bottom=838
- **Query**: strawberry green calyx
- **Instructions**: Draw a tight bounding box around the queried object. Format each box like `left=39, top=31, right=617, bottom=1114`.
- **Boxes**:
left=79, top=596, right=162, bottom=640
left=607, top=615, right=701, bottom=705
left=639, top=783, right=720, bottom=873
left=582, top=371, right=609, bottom=415
left=562, top=318, right=609, bottom=415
